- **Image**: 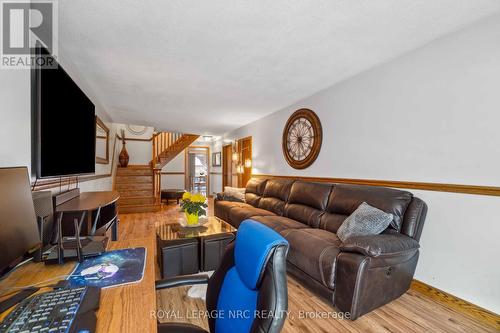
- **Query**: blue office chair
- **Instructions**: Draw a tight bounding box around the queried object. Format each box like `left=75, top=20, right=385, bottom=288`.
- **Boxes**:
left=155, top=219, right=290, bottom=333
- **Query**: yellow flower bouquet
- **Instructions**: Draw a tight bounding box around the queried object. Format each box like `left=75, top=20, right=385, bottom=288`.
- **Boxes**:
left=180, top=192, right=207, bottom=225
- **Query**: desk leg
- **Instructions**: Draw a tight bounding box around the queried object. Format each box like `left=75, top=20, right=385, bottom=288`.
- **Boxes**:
left=75, top=211, right=86, bottom=263
left=57, top=212, right=64, bottom=264
left=111, top=218, right=118, bottom=241
left=90, top=207, right=101, bottom=236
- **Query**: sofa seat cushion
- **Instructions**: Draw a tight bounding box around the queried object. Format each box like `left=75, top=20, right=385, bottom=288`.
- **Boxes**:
left=285, top=229, right=341, bottom=290
left=228, top=207, right=276, bottom=228
left=215, top=201, right=253, bottom=222
left=250, top=216, right=308, bottom=234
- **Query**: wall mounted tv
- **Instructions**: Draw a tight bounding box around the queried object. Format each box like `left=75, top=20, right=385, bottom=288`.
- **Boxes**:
left=33, top=46, right=96, bottom=178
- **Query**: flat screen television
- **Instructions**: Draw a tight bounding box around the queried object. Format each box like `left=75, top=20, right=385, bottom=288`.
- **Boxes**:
left=33, top=46, right=96, bottom=178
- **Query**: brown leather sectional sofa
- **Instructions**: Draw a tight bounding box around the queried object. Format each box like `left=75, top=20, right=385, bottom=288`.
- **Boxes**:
left=215, top=177, right=427, bottom=320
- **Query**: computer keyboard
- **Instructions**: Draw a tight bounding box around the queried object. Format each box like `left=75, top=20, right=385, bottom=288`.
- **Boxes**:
left=0, top=286, right=100, bottom=333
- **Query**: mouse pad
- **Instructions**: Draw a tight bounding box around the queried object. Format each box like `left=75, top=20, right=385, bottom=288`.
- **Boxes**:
left=67, top=247, right=146, bottom=289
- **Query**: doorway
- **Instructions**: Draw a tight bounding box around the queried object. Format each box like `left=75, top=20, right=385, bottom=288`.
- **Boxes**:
left=185, top=146, right=210, bottom=196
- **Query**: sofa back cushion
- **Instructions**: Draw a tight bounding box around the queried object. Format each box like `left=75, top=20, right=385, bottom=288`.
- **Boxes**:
left=258, top=179, right=295, bottom=215
left=284, top=181, right=332, bottom=227
left=245, top=178, right=268, bottom=207
left=320, top=184, right=413, bottom=233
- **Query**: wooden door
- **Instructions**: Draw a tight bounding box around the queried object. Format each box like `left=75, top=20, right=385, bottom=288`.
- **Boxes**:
left=238, top=136, right=252, bottom=187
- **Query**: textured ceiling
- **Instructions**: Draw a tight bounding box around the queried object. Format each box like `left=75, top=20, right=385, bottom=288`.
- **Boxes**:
left=59, top=0, right=500, bottom=135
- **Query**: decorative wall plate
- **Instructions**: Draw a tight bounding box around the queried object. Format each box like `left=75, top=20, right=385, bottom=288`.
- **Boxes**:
left=282, top=108, right=322, bottom=169
left=126, top=125, right=148, bottom=135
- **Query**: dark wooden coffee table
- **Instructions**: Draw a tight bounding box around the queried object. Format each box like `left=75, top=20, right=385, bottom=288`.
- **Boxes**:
left=160, top=188, right=186, bottom=204
left=156, top=216, right=236, bottom=277
left=156, top=216, right=236, bottom=241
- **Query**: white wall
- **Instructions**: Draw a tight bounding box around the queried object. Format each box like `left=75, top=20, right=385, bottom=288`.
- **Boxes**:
left=0, top=65, right=114, bottom=193
left=224, top=14, right=500, bottom=313
left=161, top=138, right=224, bottom=195
left=161, top=152, right=185, bottom=190
left=114, top=124, right=154, bottom=165
left=210, top=139, right=223, bottom=195
left=0, top=70, right=31, bottom=172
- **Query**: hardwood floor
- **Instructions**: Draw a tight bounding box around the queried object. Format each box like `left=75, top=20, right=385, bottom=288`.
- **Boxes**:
left=119, top=199, right=498, bottom=333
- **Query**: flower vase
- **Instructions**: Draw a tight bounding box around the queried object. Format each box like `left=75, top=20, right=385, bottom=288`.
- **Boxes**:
left=185, top=212, right=199, bottom=226
left=119, top=141, right=129, bottom=167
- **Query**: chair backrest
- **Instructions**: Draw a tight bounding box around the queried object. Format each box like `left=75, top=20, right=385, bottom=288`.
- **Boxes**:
left=206, top=220, right=289, bottom=333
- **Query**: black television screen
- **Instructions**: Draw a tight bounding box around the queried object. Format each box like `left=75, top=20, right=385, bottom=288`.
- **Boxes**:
left=34, top=46, right=96, bottom=178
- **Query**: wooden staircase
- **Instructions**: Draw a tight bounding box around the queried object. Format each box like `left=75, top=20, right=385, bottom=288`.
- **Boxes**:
left=115, top=132, right=199, bottom=214
left=151, top=133, right=199, bottom=169
left=115, top=165, right=160, bottom=213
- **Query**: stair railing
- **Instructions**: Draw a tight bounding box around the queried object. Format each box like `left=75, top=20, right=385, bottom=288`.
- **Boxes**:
left=151, top=132, right=182, bottom=203
left=153, top=169, right=162, bottom=204
left=152, top=132, right=182, bottom=168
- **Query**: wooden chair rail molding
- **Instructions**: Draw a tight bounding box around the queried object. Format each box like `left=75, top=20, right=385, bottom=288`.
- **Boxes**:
left=160, top=171, right=185, bottom=175
left=252, top=174, right=500, bottom=197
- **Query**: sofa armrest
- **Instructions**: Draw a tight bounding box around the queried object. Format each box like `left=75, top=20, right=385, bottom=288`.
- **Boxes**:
left=215, top=192, right=225, bottom=201
left=340, top=234, right=419, bottom=258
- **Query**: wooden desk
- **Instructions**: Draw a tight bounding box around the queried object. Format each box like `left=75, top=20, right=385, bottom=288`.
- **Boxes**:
left=56, top=191, right=120, bottom=213
left=0, top=237, right=157, bottom=333
left=53, top=191, right=120, bottom=263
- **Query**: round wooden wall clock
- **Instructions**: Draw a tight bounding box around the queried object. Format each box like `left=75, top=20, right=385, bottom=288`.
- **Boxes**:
left=282, top=108, right=322, bottom=169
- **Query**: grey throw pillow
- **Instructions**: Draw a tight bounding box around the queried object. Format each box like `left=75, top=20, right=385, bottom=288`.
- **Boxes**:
left=337, top=202, right=394, bottom=242
left=222, top=186, right=246, bottom=202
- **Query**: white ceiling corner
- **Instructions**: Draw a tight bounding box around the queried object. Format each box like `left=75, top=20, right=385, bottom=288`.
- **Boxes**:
left=58, top=0, right=500, bottom=135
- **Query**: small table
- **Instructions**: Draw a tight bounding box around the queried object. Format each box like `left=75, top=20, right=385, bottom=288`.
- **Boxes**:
left=50, top=191, right=120, bottom=264
left=160, top=189, right=186, bottom=205
left=156, top=216, right=236, bottom=277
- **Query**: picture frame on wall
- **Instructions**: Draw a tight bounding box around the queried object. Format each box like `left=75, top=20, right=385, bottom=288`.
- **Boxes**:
left=212, top=152, right=222, bottom=166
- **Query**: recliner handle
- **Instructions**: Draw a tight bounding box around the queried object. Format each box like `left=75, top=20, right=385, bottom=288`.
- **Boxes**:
left=155, top=274, right=209, bottom=290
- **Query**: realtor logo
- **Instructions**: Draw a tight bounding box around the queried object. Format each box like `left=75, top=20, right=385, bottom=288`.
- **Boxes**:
left=1, top=0, right=57, bottom=68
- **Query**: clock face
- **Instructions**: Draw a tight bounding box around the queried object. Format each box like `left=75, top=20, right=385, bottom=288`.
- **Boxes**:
left=282, top=109, right=322, bottom=169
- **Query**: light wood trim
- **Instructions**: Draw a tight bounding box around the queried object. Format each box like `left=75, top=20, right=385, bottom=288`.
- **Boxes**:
left=252, top=174, right=500, bottom=197
left=116, top=133, right=153, bottom=142
left=185, top=146, right=210, bottom=194
left=95, top=116, right=110, bottom=164
left=32, top=174, right=111, bottom=191
left=121, top=137, right=152, bottom=142
left=411, top=280, right=500, bottom=330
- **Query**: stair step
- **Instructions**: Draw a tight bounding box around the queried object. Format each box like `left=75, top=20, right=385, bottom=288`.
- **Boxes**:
left=118, top=204, right=160, bottom=214
left=119, top=189, right=154, bottom=197
left=119, top=196, right=156, bottom=205
left=115, top=175, right=153, bottom=183
left=115, top=182, right=153, bottom=191
left=116, top=169, right=153, bottom=176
